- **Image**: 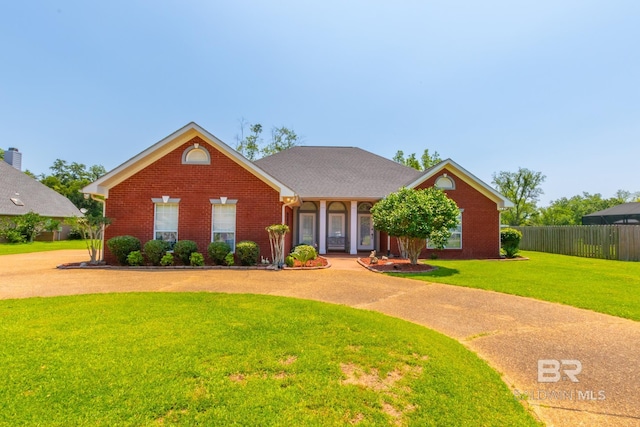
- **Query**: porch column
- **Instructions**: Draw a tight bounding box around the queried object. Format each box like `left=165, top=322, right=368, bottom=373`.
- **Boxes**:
left=350, top=200, right=358, bottom=254
left=319, top=200, right=327, bottom=254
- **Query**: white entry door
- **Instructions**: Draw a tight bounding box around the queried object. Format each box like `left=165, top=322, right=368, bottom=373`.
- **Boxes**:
left=299, top=213, right=316, bottom=245
left=328, top=213, right=345, bottom=250
left=357, top=214, right=374, bottom=251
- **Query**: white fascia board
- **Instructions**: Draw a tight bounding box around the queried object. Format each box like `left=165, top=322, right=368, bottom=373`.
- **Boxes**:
left=81, top=122, right=296, bottom=200
left=406, top=159, right=514, bottom=209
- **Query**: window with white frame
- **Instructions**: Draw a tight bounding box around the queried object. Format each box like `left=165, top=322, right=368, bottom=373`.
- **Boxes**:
left=154, top=203, right=179, bottom=247
left=212, top=203, right=236, bottom=252
left=428, top=212, right=462, bottom=249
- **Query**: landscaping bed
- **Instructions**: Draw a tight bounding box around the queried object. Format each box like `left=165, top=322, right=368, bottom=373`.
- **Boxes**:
left=358, top=257, right=436, bottom=273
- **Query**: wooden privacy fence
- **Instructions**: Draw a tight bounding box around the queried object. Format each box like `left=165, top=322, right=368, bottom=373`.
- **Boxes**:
left=512, top=225, right=640, bottom=261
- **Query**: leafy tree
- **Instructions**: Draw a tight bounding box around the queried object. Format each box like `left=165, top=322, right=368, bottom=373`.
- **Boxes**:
left=66, top=216, right=111, bottom=264
left=534, top=190, right=639, bottom=225
left=0, top=148, right=3, bottom=160
left=39, top=159, right=106, bottom=217
left=263, top=126, right=298, bottom=156
left=235, top=121, right=299, bottom=160
left=371, top=187, right=459, bottom=264
left=393, top=149, right=442, bottom=171
left=492, top=168, right=546, bottom=225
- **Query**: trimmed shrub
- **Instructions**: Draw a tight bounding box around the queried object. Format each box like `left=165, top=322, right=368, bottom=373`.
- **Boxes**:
left=190, top=252, right=205, bottom=266
left=173, top=240, right=198, bottom=265
left=236, top=240, right=260, bottom=266
left=291, top=244, right=317, bottom=265
left=144, top=240, right=171, bottom=266
left=127, top=250, right=144, bottom=266
left=208, top=241, right=231, bottom=265
left=107, top=235, right=141, bottom=266
left=501, top=228, right=523, bottom=258
left=224, top=252, right=235, bottom=266
left=160, top=253, right=174, bottom=266
left=284, top=255, right=295, bottom=268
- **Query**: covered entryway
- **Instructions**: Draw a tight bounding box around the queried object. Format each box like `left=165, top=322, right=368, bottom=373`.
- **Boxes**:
left=327, top=202, right=347, bottom=251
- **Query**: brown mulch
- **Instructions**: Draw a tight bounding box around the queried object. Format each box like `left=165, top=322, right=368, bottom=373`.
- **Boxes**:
left=289, top=256, right=329, bottom=268
left=358, top=257, right=436, bottom=273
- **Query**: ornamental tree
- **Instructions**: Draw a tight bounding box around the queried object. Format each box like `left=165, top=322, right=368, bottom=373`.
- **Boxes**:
left=371, top=187, right=459, bottom=264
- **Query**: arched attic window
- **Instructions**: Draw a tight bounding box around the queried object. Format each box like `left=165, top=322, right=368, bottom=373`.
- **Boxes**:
left=435, top=174, right=455, bottom=190
left=182, top=143, right=211, bottom=165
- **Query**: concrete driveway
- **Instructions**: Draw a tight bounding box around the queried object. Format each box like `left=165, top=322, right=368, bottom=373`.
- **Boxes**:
left=1, top=250, right=639, bottom=426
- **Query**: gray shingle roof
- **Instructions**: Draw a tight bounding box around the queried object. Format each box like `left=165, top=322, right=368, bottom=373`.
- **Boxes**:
left=0, top=161, right=83, bottom=218
left=254, top=146, right=423, bottom=199
left=583, top=202, right=640, bottom=217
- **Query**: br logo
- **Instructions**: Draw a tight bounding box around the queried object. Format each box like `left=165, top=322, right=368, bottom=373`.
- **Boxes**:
left=538, top=359, right=582, bottom=383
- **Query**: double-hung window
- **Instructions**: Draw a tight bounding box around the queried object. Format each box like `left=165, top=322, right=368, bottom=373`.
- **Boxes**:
left=153, top=201, right=179, bottom=247
left=212, top=202, right=236, bottom=252
left=428, top=211, right=462, bottom=249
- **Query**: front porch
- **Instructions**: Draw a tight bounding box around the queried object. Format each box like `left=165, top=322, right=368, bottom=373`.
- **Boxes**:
left=292, top=200, right=379, bottom=255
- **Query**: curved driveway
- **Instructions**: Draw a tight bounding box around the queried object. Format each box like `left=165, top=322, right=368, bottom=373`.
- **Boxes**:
left=1, top=250, right=639, bottom=426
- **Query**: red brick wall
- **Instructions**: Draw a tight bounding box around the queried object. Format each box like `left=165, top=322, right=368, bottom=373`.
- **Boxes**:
left=104, top=136, right=283, bottom=264
left=383, top=169, right=501, bottom=260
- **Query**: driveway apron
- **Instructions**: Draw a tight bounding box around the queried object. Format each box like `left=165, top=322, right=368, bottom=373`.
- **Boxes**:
left=1, top=250, right=639, bottom=427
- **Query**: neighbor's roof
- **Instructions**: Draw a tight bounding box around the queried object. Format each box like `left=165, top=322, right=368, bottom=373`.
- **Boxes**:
left=583, top=202, right=640, bottom=217
left=255, top=146, right=423, bottom=199
left=0, top=160, right=83, bottom=218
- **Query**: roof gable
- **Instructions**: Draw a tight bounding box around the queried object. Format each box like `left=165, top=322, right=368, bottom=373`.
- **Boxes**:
left=82, top=122, right=295, bottom=199
left=406, top=159, right=513, bottom=209
left=0, top=161, right=83, bottom=217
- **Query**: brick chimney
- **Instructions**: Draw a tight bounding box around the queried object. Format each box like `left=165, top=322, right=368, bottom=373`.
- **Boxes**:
left=4, top=147, right=22, bottom=171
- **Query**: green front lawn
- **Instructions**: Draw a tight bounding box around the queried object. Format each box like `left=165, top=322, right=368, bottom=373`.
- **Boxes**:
left=394, top=251, right=640, bottom=321
left=0, top=240, right=87, bottom=255
left=0, top=293, right=539, bottom=426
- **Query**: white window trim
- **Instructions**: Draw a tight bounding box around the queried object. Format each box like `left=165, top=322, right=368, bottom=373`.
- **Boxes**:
left=152, top=198, right=181, bottom=245
left=182, top=144, right=211, bottom=165
left=428, top=210, right=463, bottom=250
left=435, top=174, right=455, bottom=190
left=210, top=200, right=237, bottom=252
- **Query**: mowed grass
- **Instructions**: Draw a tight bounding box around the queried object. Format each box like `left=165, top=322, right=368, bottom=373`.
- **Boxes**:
left=0, top=240, right=87, bottom=255
left=0, top=293, right=540, bottom=426
left=394, top=251, right=640, bottom=321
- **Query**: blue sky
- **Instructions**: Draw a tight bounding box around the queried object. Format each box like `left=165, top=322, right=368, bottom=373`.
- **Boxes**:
left=2, top=1, right=638, bottom=206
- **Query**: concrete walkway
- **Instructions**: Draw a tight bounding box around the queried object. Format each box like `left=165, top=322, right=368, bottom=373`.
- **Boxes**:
left=1, top=250, right=639, bottom=426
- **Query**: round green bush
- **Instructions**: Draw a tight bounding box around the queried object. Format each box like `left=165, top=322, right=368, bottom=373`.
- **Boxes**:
left=173, top=240, right=198, bottom=265
left=291, top=244, right=317, bottom=265
left=284, top=255, right=295, bottom=268
left=144, top=240, right=171, bottom=266
left=224, top=252, right=235, bottom=266
left=190, top=252, right=205, bottom=267
left=107, top=235, right=141, bottom=266
left=160, top=253, right=174, bottom=266
left=127, top=250, right=144, bottom=266
left=235, top=240, right=260, bottom=266
left=500, top=228, right=523, bottom=258
left=208, top=241, right=231, bottom=265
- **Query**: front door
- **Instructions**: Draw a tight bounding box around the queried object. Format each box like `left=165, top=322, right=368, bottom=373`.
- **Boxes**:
left=327, top=213, right=346, bottom=250
left=357, top=214, right=374, bottom=251
left=299, top=213, right=316, bottom=246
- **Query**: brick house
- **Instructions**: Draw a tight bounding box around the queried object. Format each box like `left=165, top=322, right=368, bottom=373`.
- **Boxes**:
left=82, top=122, right=512, bottom=264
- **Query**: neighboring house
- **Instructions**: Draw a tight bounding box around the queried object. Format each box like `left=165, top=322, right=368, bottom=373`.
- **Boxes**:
left=582, top=203, right=640, bottom=225
left=82, top=122, right=512, bottom=264
left=0, top=152, right=83, bottom=240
